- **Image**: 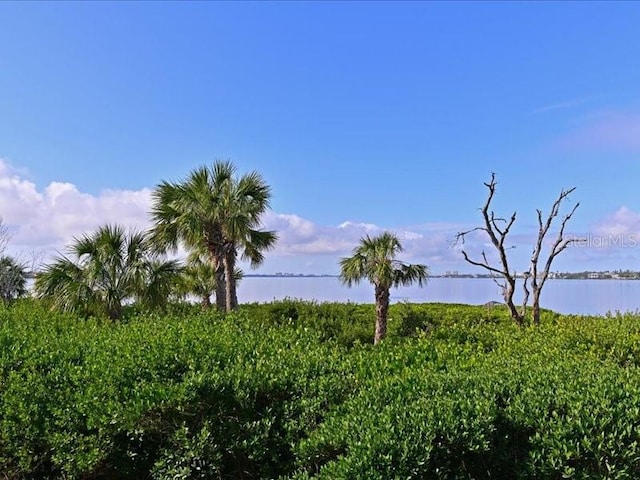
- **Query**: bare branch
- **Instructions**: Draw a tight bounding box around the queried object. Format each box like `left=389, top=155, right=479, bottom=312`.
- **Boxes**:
left=537, top=201, right=580, bottom=292
left=454, top=226, right=489, bottom=245
left=528, top=188, right=579, bottom=324
left=459, top=250, right=505, bottom=276
left=0, top=218, right=9, bottom=255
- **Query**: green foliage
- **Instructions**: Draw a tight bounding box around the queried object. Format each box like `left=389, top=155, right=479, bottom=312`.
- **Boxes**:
left=175, top=253, right=245, bottom=309
left=241, top=299, right=375, bottom=346
left=3, top=299, right=640, bottom=478
left=0, top=299, right=353, bottom=479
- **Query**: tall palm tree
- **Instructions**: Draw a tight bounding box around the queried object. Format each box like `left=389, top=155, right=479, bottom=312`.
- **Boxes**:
left=151, top=164, right=228, bottom=310
left=149, top=161, right=277, bottom=312
left=340, top=232, right=429, bottom=344
left=219, top=170, right=277, bottom=310
left=35, top=224, right=181, bottom=320
left=0, top=255, right=27, bottom=304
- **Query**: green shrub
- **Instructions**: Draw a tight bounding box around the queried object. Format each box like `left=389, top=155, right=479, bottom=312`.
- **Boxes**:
left=2, top=299, right=640, bottom=478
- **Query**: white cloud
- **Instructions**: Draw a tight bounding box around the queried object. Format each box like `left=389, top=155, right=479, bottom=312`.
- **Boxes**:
left=592, top=206, right=640, bottom=237
left=263, top=213, right=465, bottom=264
left=263, top=213, right=373, bottom=255
left=337, top=221, right=379, bottom=231
left=530, top=206, right=640, bottom=269
left=17, top=157, right=640, bottom=274
left=0, top=159, right=152, bottom=256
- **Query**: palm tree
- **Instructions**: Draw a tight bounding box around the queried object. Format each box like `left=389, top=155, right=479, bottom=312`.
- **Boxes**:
left=340, top=232, right=429, bottom=344
left=0, top=255, right=27, bottom=304
left=149, top=161, right=277, bottom=312
left=176, top=253, right=244, bottom=309
left=139, top=258, right=185, bottom=312
left=219, top=170, right=277, bottom=310
left=178, top=255, right=217, bottom=309
left=34, top=224, right=181, bottom=320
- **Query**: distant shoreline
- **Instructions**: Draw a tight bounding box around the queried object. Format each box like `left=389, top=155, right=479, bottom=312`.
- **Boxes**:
left=245, top=274, right=640, bottom=280
left=244, top=274, right=338, bottom=278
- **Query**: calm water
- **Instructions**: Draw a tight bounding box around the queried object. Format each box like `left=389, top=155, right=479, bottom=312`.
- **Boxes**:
left=238, top=277, right=640, bottom=316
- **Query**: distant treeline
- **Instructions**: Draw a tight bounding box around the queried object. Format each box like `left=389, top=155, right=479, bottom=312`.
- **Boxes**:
left=440, top=270, right=640, bottom=279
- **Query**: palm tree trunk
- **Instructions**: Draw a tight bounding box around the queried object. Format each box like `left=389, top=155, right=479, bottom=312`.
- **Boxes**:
left=108, top=303, right=122, bottom=321
left=213, top=256, right=226, bottom=311
left=374, top=284, right=390, bottom=345
left=201, top=294, right=211, bottom=309
left=224, top=251, right=237, bottom=311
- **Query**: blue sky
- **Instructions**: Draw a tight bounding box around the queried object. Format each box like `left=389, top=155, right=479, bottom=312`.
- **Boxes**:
left=1, top=2, right=640, bottom=274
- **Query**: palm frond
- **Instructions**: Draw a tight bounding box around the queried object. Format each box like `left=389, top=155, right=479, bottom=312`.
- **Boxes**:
left=340, top=232, right=428, bottom=290
left=393, top=263, right=429, bottom=288
left=339, top=252, right=367, bottom=286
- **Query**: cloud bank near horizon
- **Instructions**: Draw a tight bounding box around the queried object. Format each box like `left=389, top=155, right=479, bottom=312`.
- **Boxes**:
left=0, top=160, right=468, bottom=271
left=0, top=161, right=153, bottom=253
left=1, top=159, right=639, bottom=273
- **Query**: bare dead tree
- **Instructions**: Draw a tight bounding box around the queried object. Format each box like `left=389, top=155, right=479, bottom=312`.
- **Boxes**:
left=527, top=188, right=579, bottom=324
left=0, top=217, right=8, bottom=256
left=455, top=174, right=524, bottom=325
left=456, top=173, right=578, bottom=326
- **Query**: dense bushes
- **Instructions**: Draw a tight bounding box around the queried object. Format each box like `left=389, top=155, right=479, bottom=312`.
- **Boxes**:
left=239, top=299, right=521, bottom=347
left=1, top=299, right=640, bottom=478
left=0, top=300, right=354, bottom=479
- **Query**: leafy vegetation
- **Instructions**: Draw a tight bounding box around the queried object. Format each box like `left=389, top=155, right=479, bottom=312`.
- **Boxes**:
left=174, top=253, right=243, bottom=309
left=2, top=299, right=640, bottom=479
left=10, top=165, right=631, bottom=478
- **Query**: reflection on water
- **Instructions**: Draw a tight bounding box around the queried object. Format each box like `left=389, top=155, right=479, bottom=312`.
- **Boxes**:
left=238, top=277, right=640, bottom=316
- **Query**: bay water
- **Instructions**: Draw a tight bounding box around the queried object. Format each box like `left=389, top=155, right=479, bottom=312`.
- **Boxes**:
left=238, top=277, right=640, bottom=316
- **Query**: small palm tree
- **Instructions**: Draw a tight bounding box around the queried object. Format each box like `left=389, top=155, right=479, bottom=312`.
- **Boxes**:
left=139, top=258, right=185, bottom=312
left=0, top=255, right=27, bottom=304
left=35, top=224, right=181, bottom=320
left=340, top=232, right=429, bottom=344
left=175, top=253, right=243, bottom=309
